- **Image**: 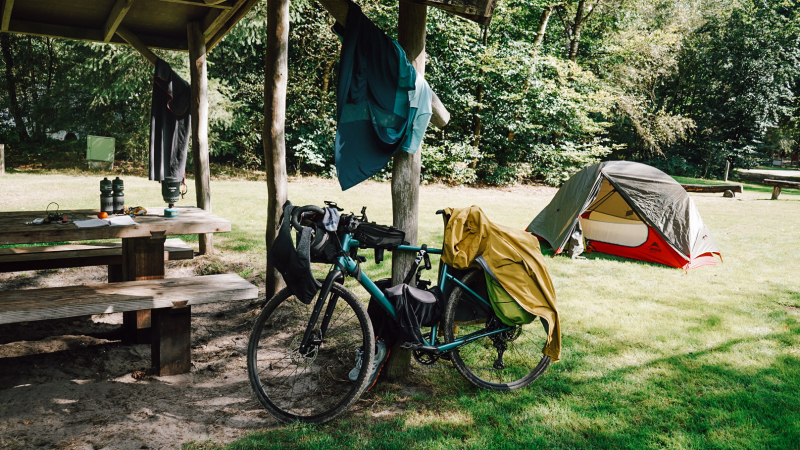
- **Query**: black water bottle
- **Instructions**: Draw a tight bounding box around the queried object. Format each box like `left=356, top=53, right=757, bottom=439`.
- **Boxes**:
left=100, top=177, right=114, bottom=214
left=112, top=177, right=124, bottom=214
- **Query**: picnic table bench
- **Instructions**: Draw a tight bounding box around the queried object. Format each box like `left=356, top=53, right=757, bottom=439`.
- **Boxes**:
left=0, top=238, right=193, bottom=273
left=763, top=179, right=800, bottom=200
left=0, top=274, right=257, bottom=375
left=0, top=207, right=259, bottom=375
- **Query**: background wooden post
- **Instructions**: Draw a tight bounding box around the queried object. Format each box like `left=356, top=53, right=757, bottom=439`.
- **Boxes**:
left=188, top=22, right=213, bottom=254
left=724, top=160, right=730, bottom=182
left=263, top=0, right=291, bottom=299
left=386, top=1, right=428, bottom=380
left=0, top=144, right=4, bottom=175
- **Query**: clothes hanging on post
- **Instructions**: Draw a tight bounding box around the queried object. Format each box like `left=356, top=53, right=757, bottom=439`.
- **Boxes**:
left=149, top=58, right=191, bottom=182
left=333, top=3, right=433, bottom=191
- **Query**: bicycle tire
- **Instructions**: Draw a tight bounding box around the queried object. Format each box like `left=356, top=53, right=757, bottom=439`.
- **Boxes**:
left=247, top=282, right=375, bottom=424
left=443, top=269, right=551, bottom=391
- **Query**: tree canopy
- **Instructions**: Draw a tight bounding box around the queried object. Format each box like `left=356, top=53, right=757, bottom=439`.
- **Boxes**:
left=1, top=0, right=798, bottom=184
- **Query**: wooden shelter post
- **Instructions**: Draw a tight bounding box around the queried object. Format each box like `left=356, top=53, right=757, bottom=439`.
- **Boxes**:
left=188, top=22, right=213, bottom=254
left=386, top=1, right=428, bottom=380
left=263, top=0, right=291, bottom=298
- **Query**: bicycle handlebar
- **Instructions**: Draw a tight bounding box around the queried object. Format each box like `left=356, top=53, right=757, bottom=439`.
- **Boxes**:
left=290, top=205, right=325, bottom=232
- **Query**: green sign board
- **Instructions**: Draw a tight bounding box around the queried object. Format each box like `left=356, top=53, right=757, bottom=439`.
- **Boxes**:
left=86, top=136, right=115, bottom=162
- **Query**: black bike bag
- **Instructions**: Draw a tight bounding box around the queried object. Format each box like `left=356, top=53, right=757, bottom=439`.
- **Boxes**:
left=354, top=222, right=407, bottom=250
left=384, top=283, right=444, bottom=344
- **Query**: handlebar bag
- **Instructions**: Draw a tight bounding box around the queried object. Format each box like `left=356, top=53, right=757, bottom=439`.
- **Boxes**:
left=354, top=222, right=407, bottom=249
left=384, top=283, right=444, bottom=344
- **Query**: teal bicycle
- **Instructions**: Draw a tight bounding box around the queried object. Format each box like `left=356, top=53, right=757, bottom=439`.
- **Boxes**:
left=247, top=204, right=551, bottom=424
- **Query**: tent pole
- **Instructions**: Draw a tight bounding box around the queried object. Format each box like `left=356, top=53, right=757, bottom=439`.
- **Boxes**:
left=188, top=22, right=213, bottom=254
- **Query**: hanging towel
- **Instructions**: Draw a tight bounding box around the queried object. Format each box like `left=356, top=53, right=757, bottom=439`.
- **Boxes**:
left=333, top=3, right=433, bottom=190
left=149, top=58, right=191, bottom=182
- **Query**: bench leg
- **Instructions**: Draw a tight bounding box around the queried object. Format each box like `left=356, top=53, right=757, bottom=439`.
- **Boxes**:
left=121, top=236, right=166, bottom=344
left=151, top=305, right=192, bottom=376
left=771, top=186, right=782, bottom=200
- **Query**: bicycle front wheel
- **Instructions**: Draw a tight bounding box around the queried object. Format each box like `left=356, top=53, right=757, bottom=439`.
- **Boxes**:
left=247, top=282, right=374, bottom=423
left=443, top=269, right=551, bottom=391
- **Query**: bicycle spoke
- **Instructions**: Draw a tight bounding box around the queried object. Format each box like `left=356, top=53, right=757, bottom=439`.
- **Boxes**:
left=248, top=283, right=373, bottom=423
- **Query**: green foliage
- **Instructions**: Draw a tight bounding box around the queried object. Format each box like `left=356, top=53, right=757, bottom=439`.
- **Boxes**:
left=1, top=0, right=797, bottom=184
left=655, top=0, right=800, bottom=177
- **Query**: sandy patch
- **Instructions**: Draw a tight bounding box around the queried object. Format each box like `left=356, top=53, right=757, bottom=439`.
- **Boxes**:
left=0, top=261, right=280, bottom=450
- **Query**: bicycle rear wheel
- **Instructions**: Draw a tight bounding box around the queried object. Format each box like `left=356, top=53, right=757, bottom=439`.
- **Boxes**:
left=247, top=282, right=374, bottom=423
left=443, top=269, right=551, bottom=390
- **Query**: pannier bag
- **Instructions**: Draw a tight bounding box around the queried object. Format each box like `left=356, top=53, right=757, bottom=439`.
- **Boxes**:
left=354, top=222, right=407, bottom=250
left=384, top=283, right=444, bottom=344
left=483, top=271, right=536, bottom=326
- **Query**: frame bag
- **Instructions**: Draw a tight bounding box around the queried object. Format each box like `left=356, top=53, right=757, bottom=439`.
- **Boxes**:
left=354, top=222, right=407, bottom=249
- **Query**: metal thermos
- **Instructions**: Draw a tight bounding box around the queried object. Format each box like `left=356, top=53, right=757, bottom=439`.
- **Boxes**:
left=100, top=177, right=114, bottom=214
left=112, top=177, right=124, bottom=214
left=161, top=177, right=182, bottom=206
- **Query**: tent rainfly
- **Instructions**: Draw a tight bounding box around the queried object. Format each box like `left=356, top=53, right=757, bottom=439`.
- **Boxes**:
left=526, top=161, right=721, bottom=270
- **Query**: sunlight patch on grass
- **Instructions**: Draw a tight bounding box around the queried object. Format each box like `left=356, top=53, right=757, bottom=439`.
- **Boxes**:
left=403, top=410, right=473, bottom=429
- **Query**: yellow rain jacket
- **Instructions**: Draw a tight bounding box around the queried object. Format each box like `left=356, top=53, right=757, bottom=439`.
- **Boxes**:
left=442, top=206, right=561, bottom=362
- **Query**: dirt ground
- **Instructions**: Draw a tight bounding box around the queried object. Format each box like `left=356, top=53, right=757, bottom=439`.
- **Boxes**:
left=0, top=259, right=282, bottom=450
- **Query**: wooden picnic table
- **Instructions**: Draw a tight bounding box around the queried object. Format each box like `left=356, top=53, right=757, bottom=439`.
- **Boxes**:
left=0, top=206, right=231, bottom=343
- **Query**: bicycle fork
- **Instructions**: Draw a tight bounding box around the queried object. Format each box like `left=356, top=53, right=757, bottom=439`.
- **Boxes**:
left=298, top=270, right=342, bottom=356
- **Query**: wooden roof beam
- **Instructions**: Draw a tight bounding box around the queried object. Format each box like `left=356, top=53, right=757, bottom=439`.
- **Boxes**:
left=104, top=0, right=134, bottom=42
left=315, top=0, right=450, bottom=128
left=206, top=0, right=258, bottom=50
left=202, top=0, right=249, bottom=41
left=159, top=0, right=235, bottom=9
left=1, top=0, right=14, bottom=32
left=116, top=26, right=158, bottom=66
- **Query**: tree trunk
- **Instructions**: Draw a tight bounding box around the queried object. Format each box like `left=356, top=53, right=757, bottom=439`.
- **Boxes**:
left=46, top=38, right=54, bottom=95
left=533, top=5, right=553, bottom=48
left=386, top=1, right=427, bottom=381
left=1, top=34, right=28, bottom=142
left=568, top=0, right=585, bottom=62
left=321, top=58, right=335, bottom=93
left=263, top=0, right=291, bottom=299
left=472, top=26, right=488, bottom=147
left=188, top=22, right=214, bottom=255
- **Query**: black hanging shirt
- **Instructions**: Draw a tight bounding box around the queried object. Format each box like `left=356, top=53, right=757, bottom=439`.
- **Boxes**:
left=149, top=58, right=191, bottom=181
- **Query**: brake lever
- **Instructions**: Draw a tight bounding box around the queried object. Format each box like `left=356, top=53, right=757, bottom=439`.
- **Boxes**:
left=360, top=206, right=368, bottom=222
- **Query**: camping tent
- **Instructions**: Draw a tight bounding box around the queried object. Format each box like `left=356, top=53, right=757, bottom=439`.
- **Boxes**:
left=526, top=161, right=721, bottom=270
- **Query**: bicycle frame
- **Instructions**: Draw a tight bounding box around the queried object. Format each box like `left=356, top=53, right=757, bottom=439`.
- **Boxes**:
left=298, top=231, right=514, bottom=355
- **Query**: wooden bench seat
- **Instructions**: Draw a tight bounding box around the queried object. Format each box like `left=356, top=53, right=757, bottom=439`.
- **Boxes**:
left=763, top=179, right=800, bottom=200
left=0, top=273, right=258, bottom=375
left=681, top=184, right=743, bottom=196
left=0, top=238, right=194, bottom=273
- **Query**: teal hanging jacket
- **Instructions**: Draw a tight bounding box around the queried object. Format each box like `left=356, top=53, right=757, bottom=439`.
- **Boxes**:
left=333, top=3, right=432, bottom=190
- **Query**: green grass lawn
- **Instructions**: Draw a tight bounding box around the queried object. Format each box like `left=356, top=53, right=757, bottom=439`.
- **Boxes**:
left=1, top=172, right=799, bottom=449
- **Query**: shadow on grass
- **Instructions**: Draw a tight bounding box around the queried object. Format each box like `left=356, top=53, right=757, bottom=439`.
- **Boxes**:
left=202, top=320, right=800, bottom=450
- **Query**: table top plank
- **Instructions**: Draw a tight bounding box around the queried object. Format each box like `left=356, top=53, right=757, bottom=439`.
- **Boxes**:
left=0, top=274, right=258, bottom=324
left=0, top=207, right=231, bottom=245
